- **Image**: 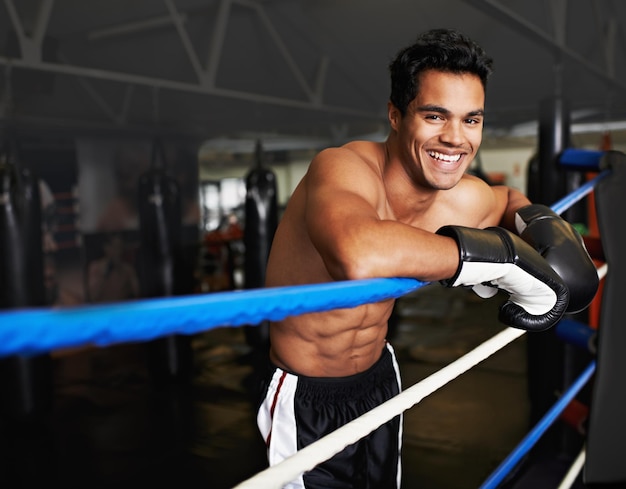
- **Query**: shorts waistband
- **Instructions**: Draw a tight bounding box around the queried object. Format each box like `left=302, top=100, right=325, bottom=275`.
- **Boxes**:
left=270, top=344, right=396, bottom=393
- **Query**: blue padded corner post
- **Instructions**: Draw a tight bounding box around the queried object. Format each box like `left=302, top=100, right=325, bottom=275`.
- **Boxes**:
left=559, top=148, right=604, bottom=171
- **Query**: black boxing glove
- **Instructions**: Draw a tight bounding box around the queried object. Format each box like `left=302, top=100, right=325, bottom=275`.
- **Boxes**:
left=437, top=225, right=569, bottom=331
left=515, top=204, right=599, bottom=313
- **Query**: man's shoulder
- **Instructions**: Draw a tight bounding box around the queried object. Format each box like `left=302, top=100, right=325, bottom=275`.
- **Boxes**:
left=444, top=174, right=506, bottom=226
left=318, top=141, right=385, bottom=169
left=312, top=141, right=384, bottom=174
left=341, top=140, right=385, bottom=157
left=456, top=172, right=495, bottom=198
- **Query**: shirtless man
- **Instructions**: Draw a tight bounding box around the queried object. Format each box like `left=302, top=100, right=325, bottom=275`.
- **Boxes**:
left=257, top=29, right=597, bottom=489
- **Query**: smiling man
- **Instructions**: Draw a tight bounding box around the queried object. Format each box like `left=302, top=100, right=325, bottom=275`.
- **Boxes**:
left=257, top=29, right=596, bottom=489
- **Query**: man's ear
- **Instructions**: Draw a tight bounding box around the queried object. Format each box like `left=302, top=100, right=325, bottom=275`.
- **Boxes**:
left=388, top=102, right=400, bottom=130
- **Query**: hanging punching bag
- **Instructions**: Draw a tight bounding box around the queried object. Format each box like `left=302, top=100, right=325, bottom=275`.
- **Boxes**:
left=0, top=143, right=52, bottom=419
left=137, top=140, right=192, bottom=384
left=138, top=172, right=181, bottom=297
left=243, top=141, right=278, bottom=347
left=0, top=162, right=28, bottom=305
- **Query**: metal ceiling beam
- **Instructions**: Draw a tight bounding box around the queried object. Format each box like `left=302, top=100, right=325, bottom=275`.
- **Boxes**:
left=0, top=55, right=379, bottom=119
left=591, top=2, right=618, bottom=80
left=87, top=13, right=187, bottom=41
left=163, top=0, right=205, bottom=83
left=241, top=0, right=317, bottom=103
left=0, top=0, right=380, bottom=125
left=55, top=53, right=124, bottom=125
left=462, top=0, right=626, bottom=94
left=205, top=0, right=232, bottom=88
left=549, top=0, right=568, bottom=47
left=3, top=0, right=54, bottom=62
left=313, top=55, right=329, bottom=105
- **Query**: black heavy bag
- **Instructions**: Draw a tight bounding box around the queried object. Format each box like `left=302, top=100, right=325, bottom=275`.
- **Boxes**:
left=137, top=165, right=192, bottom=383
left=0, top=161, right=52, bottom=418
left=244, top=167, right=278, bottom=289
left=137, top=168, right=182, bottom=297
left=243, top=144, right=278, bottom=347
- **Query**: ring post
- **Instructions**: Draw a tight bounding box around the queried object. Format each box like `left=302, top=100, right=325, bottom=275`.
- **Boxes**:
left=585, top=150, right=626, bottom=484
left=525, top=96, right=573, bottom=458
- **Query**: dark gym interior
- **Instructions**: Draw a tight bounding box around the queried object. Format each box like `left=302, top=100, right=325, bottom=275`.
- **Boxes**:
left=1, top=1, right=626, bottom=488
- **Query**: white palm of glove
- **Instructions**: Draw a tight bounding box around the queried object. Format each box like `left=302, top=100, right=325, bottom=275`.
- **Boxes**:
left=452, top=261, right=557, bottom=315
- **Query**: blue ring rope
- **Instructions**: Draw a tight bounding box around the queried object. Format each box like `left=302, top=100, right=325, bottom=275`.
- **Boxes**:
left=479, top=361, right=596, bottom=489
left=551, top=170, right=610, bottom=215
left=0, top=160, right=611, bottom=358
left=0, top=277, right=424, bottom=357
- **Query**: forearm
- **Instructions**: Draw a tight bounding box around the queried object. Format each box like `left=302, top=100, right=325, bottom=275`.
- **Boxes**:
left=314, top=218, right=459, bottom=283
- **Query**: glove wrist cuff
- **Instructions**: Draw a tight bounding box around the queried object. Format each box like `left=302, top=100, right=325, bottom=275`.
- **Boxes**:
left=515, top=204, right=560, bottom=234
left=436, top=225, right=463, bottom=287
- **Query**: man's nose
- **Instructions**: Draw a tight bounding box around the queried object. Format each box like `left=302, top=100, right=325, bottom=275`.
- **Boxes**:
left=440, top=121, right=465, bottom=146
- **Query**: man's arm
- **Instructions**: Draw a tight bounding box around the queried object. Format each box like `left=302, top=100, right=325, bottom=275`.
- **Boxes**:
left=303, top=148, right=459, bottom=282
left=490, top=185, right=531, bottom=231
left=303, top=151, right=575, bottom=331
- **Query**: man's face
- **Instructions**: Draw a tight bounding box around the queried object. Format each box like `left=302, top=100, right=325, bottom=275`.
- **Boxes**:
left=390, top=69, right=485, bottom=190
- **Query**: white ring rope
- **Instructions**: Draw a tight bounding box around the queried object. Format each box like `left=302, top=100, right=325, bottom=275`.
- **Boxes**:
left=233, top=327, right=525, bottom=489
left=234, top=264, right=608, bottom=489
left=556, top=446, right=586, bottom=489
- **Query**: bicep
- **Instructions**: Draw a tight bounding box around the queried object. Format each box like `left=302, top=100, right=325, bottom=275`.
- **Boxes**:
left=492, top=185, right=531, bottom=230
left=474, top=185, right=530, bottom=230
left=306, top=169, right=379, bottom=232
left=302, top=152, right=459, bottom=282
left=304, top=153, right=382, bottom=276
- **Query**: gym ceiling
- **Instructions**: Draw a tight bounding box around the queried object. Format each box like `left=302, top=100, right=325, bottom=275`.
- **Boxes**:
left=1, top=0, right=625, bottom=147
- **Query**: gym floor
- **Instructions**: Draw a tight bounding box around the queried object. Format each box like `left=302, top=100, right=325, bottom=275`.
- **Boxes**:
left=0, top=285, right=586, bottom=489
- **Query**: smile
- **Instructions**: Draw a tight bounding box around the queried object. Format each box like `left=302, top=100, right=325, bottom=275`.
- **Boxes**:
left=427, top=150, right=462, bottom=163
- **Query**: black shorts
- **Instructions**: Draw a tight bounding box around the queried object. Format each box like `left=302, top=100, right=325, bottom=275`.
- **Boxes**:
left=257, top=343, right=402, bottom=489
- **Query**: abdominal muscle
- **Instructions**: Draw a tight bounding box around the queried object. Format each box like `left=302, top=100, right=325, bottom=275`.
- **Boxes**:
left=269, top=299, right=394, bottom=378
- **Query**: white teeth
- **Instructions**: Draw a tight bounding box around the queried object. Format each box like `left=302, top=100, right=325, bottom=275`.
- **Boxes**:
left=428, top=151, right=461, bottom=163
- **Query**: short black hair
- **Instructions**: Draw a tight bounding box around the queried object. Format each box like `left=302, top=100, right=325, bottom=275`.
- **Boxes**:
left=389, top=28, right=493, bottom=115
